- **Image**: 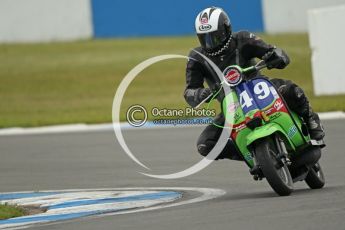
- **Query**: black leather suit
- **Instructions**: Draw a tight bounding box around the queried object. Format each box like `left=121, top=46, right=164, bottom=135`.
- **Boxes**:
left=184, top=31, right=313, bottom=160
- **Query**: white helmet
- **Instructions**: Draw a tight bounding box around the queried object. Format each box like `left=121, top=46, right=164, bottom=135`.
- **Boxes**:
left=195, top=7, right=232, bottom=55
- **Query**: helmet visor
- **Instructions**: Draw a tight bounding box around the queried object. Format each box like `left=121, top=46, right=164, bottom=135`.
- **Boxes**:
left=197, top=29, right=228, bottom=52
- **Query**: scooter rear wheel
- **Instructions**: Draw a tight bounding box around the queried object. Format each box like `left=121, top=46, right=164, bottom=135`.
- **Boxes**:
left=305, top=162, right=325, bottom=189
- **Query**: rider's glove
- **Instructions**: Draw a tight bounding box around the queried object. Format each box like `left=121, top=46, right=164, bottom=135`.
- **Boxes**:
left=262, top=48, right=290, bottom=70
left=196, top=88, right=212, bottom=103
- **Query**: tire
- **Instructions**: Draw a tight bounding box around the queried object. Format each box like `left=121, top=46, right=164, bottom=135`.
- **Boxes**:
left=255, top=138, right=293, bottom=196
left=305, top=162, right=325, bottom=189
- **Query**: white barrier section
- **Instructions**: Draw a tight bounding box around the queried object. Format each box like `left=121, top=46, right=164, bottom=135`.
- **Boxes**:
left=308, top=5, right=345, bottom=95
left=262, top=0, right=345, bottom=33
left=0, top=0, right=92, bottom=43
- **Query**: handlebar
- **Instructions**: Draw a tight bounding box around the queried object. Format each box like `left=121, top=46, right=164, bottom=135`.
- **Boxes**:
left=242, top=60, right=267, bottom=74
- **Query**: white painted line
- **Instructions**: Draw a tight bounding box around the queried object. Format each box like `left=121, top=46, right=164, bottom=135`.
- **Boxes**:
left=102, top=187, right=226, bottom=216
left=0, top=111, right=343, bottom=136
left=0, top=120, right=207, bottom=136
left=318, top=111, right=345, bottom=120
left=0, top=123, right=114, bottom=136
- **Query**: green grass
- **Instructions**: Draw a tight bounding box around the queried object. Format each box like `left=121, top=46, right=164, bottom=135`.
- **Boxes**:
left=0, top=204, right=25, bottom=220
left=0, top=34, right=344, bottom=128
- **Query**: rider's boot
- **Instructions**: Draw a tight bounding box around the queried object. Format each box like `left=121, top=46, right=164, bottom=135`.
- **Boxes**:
left=290, top=86, right=325, bottom=141
left=304, top=106, right=325, bottom=140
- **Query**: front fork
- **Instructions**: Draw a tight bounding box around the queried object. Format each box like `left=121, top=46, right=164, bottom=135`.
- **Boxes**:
left=274, top=135, right=291, bottom=167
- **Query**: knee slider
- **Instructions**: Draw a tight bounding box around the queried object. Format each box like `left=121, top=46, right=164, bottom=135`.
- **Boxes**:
left=197, top=140, right=216, bottom=157
left=197, top=144, right=210, bottom=157
left=287, top=85, right=306, bottom=104
left=294, top=86, right=306, bottom=101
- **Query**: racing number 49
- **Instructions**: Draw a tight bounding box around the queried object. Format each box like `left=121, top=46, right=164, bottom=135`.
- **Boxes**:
left=239, top=82, right=271, bottom=109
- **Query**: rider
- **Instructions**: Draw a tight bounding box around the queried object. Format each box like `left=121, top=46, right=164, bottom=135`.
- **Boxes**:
left=184, top=7, right=325, bottom=160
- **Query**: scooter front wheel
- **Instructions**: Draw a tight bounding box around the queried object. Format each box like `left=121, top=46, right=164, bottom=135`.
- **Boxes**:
left=255, top=137, right=294, bottom=196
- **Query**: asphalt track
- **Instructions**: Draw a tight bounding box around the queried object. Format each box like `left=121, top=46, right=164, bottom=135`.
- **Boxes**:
left=0, top=119, right=344, bottom=230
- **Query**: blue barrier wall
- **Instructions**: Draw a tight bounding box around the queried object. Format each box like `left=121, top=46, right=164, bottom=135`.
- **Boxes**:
left=91, top=0, right=264, bottom=38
